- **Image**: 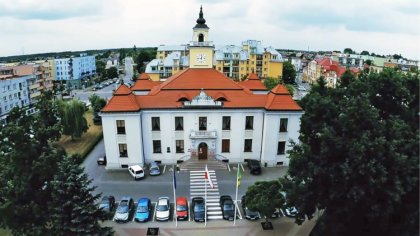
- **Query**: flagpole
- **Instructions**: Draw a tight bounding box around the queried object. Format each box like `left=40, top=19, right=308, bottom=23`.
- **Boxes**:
left=205, top=164, right=207, bottom=226
left=173, top=164, right=177, bottom=227
left=234, top=163, right=239, bottom=225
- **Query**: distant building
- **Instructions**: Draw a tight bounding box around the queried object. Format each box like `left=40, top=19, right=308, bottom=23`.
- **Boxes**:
left=0, top=69, right=32, bottom=124
left=146, top=40, right=283, bottom=81
left=303, top=57, right=359, bottom=88
left=54, top=54, right=96, bottom=89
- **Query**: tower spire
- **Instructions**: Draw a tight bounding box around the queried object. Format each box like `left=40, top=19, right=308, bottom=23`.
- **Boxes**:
left=195, top=5, right=208, bottom=28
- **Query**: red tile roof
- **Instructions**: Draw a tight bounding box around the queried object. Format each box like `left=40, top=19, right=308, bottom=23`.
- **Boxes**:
left=151, top=68, right=244, bottom=92
left=131, top=73, right=161, bottom=91
left=138, top=73, right=151, bottom=80
left=102, top=93, right=140, bottom=112
left=114, top=84, right=132, bottom=95
left=102, top=68, right=302, bottom=112
left=238, top=73, right=267, bottom=91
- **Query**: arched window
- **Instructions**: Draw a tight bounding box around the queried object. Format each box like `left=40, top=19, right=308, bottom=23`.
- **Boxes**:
left=216, top=97, right=227, bottom=102
left=177, top=97, right=189, bottom=102
left=198, top=33, right=204, bottom=42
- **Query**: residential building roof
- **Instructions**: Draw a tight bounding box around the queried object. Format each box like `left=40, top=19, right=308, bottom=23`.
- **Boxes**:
left=102, top=68, right=301, bottom=112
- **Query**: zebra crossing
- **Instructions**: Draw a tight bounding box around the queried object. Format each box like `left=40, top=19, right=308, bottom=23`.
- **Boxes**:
left=189, top=170, right=223, bottom=220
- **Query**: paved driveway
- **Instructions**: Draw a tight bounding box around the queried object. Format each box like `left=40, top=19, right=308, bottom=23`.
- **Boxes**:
left=83, top=139, right=316, bottom=235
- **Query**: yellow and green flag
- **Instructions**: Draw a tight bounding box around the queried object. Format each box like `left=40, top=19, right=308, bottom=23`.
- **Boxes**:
left=237, top=165, right=242, bottom=187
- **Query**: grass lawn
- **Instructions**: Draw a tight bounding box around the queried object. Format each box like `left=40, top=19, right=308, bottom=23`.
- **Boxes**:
left=0, top=229, right=12, bottom=236
left=57, top=110, right=103, bottom=158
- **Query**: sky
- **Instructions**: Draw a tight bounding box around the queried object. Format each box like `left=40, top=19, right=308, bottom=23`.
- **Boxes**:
left=0, top=0, right=419, bottom=59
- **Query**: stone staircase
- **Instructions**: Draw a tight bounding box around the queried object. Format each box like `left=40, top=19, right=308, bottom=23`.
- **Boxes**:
left=180, top=158, right=228, bottom=171
left=189, top=170, right=223, bottom=220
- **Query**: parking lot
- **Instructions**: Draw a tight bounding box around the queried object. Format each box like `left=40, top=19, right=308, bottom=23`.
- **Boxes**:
left=84, top=140, right=316, bottom=235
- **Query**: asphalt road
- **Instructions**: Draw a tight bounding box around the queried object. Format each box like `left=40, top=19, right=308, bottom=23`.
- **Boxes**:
left=82, top=139, right=316, bottom=235
left=83, top=139, right=288, bottom=202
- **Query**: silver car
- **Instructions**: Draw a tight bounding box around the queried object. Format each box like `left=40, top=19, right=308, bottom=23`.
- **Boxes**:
left=114, top=197, right=134, bottom=223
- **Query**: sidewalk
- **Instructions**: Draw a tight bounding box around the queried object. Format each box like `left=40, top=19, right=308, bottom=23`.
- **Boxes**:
left=104, top=215, right=317, bottom=236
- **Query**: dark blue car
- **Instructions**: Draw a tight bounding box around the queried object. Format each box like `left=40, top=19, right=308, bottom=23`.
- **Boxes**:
left=134, top=198, right=151, bottom=222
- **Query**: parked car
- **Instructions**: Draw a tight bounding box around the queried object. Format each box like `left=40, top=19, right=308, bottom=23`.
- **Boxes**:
left=247, top=159, right=262, bottom=175
left=176, top=197, right=188, bottom=221
left=298, top=85, right=306, bottom=91
left=220, top=195, right=235, bottom=221
left=280, top=191, right=299, bottom=217
left=192, top=197, right=205, bottom=222
left=284, top=206, right=298, bottom=217
left=97, top=155, right=107, bottom=165
left=149, top=161, right=161, bottom=176
left=241, top=195, right=260, bottom=221
left=134, top=198, right=151, bottom=222
left=114, top=196, right=134, bottom=223
left=156, top=197, right=170, bottom=221
left=93, top=115, right=102, bottom=125
left=128, top=165, right=145, bottom=180
left=99, top=195, right=115, bottom=213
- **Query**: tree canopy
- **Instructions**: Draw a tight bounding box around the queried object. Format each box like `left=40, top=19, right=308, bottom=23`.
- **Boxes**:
left=286, top=70, right=419, bottom=235
left=135, top=50, right=152, bottom=73
left=106, top=66, right=118, bottom=79
left=0, top=92, right=113, bottom=235
left=57, top=100, right=88, bottom=140
left=282, top=61, right=297, bottom=84
left=49, top=156, right=113, bottom=235
left=263, top=77, right=281, bottom=90
left=244, top=180, right=285, bottom=224
left=343, top=48, right=354, bottom=54
left=89, top=94, right=107, bottom=114
left=360, top=50, right=370, bottom=55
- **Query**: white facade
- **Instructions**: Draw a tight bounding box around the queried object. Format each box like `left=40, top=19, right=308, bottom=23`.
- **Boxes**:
left=101, top=108, right=301, bottom=169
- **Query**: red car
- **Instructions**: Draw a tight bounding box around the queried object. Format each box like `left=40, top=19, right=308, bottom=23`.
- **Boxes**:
left=176, top=197, right=188, bottom=221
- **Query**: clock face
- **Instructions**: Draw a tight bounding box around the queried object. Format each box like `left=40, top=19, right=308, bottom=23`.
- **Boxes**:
left=196, top=53, right=206, bottom=63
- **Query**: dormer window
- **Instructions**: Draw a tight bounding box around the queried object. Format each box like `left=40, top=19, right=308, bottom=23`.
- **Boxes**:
left=215, top=97, right=227, bottom=102
left=177, top=97, right=190, bottom=102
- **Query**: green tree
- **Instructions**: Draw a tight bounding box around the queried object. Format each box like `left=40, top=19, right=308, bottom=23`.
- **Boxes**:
left=244, top=180, right=285, bottom=226
left=343, top=48, right=354, bottom=54
left=118, top=48, right=126, bottom=64
left=57, top=100, right=88, bottom=140
left=95, top=60, right=106, bottom=78
left=286, top=70, right=419, bottom=235
left=360, top=50, right=369, bottom=55
left=0, top=105, right=64, bottom=235
left=106, top=66, right=118, bottom=79
left=282, top=61, right=297, bottom=84
left=89, top=94, right=107, bottom=114
left=136, top=50, right=151, bottom=72
left=285, top=84, right=295, bottom=96
left=49, top=156, right=113, bottom=236
left=264, top=77, right=281, bottom=90
left=365, top=59, right=373, bottom=66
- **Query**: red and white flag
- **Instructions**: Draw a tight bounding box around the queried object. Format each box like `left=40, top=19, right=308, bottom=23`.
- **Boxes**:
left=205, top=165, right=214, bottom=188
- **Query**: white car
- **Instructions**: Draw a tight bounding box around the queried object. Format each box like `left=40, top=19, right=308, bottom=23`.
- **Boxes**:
left=128, top=165, right=145, bottom=180
left=298, top=85, right=306, bottom=91
left=156, top=197, right=170, bottom=221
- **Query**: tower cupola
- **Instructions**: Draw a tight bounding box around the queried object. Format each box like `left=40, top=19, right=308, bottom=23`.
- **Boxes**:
left=194, top=6, right=209, bottom=29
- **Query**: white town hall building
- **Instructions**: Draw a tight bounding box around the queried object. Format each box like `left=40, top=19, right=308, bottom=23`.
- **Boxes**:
left=100, top=8, right=303, bottom=169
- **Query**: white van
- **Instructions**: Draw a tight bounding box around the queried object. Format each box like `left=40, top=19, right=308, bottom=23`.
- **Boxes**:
left=128, top=165, right=145, bottom=180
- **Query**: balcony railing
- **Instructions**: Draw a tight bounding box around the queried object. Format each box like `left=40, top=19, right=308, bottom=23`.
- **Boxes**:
left=189, top=41, right=214, bottom=47
left=190, top=130, right=217, bottom=139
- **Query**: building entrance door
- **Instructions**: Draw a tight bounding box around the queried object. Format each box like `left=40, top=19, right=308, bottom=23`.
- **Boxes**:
left=198, top=142, right=208, bottom=160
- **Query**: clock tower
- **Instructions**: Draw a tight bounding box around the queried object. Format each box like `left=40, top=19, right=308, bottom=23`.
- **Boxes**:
left=189, top=6, right=214, bottom=69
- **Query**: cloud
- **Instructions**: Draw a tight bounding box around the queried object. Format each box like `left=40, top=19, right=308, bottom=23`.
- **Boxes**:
left=0, top=0, right=112, bottom=20
left=0, top=0, right=419, bottom=60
